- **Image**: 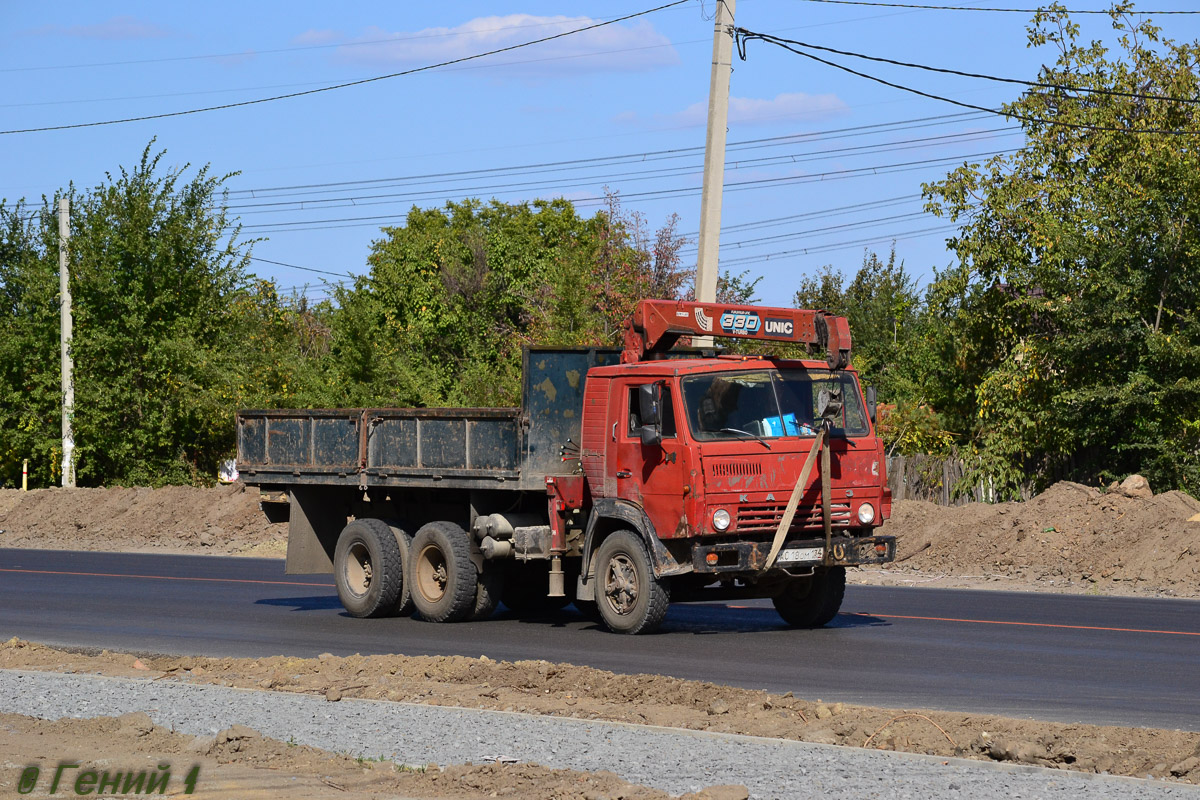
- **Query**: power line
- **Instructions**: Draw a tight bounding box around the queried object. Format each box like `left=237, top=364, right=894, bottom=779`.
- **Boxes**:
left=255, top=206, right=949, bottom=283
left=224, top=128, right=1017, bottom=216
left=232, top=148, right=1016, bottom=232
left=248, top=256, right=353, bottom=278
left=226, top=111, right=990, bottom=198
left=693, top=193, right=921, bottom=236
left=680, top=210, right=931, bottom=254
left=790, top=0, right=1200, bottom=13
left=5, top=38, right=698, bottom=113
left=741, top=32, right=1200, bottom=106
left=719, top=223, right=960, bottom=266
left=2, top=15, right=660, bottom=74
left=736, top=31, right=1200, bottom=136
left=276, top=279, right=354, bottom=293
left=0, top=1, right=688, bottom=136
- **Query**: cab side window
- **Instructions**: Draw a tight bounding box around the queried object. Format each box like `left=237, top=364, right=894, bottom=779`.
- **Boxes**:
left=627, top=385, right=677, bottom=438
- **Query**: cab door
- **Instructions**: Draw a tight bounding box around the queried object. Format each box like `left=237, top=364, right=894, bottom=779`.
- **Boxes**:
left=606, top=380, right=693, bottom=539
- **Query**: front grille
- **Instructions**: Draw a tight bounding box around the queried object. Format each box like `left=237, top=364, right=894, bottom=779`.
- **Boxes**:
left=736, top=502, right=851, bottom=532
left=708, top=460, right=763, bottom=478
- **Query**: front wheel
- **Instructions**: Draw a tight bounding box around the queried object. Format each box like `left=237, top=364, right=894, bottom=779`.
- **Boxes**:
left=772, top=566, right=846, bottom=628
left=409, top=522, right=477, bottom=623
left=333, top=519, right=406, bottom=618
left=593, top=531, right=669, bottom=634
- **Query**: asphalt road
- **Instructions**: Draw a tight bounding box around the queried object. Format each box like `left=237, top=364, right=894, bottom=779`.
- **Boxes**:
left=2, top=548, right=1197, bottom=730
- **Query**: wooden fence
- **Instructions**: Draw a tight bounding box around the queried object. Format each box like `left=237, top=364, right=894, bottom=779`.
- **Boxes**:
left=886, top=453, right=1035, bottom=506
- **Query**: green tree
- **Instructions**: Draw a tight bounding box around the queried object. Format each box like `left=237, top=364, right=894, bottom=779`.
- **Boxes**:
left=335, top=194, right=690, bottom=408
left=0, top=203, right=62, bottom=485
left=0, top=144, right=261, bottom=486
left=923, top=3, right=1200, bottom=495
left=714, top=269, right=762, bottom=305
left=334, top=198, right=600, bottom=407
left=794, top=246, right=922, bottom=399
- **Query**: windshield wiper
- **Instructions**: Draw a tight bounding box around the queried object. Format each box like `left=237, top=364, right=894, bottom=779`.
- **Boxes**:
left=718, top=427, right=772, bottom=450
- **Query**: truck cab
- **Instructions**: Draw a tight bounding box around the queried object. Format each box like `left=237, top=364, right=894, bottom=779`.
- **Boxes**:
left=571, top=352, right=893, bottom=632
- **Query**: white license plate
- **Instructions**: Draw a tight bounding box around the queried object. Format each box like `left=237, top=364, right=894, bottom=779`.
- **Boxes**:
left=778, top=546, right=824, bottom=563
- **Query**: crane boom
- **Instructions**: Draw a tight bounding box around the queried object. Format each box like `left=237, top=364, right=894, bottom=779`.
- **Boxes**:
left=621, top=299, right=851, bottom=369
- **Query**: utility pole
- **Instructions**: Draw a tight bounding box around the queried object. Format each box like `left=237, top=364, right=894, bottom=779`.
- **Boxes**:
left=58, top=197, right=75, bottom=488
left=694, top=0, right=736, bottom=346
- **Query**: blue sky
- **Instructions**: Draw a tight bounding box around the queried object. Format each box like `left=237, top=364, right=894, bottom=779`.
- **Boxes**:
left=4, top=1, right=1200, bottom=306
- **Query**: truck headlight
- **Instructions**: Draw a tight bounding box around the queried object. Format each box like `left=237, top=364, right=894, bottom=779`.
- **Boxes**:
left=712, top=509, right=731, bottom=531
left=857, top=503, right=876, bottom=525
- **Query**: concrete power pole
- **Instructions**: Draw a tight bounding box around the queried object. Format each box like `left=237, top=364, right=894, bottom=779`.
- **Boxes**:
left=694, top=0, right=736, bottom=346
left=58, top=197, right=75, bottom=488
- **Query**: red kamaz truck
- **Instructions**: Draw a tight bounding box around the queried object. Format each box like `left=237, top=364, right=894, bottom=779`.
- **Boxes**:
left=236, top=299, right=894, bottom=634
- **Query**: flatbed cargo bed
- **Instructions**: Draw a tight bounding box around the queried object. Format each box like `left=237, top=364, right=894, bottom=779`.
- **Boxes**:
left=236, top=347, right=621, bottom=492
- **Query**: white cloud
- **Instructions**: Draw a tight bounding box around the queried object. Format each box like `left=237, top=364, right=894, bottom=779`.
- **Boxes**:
left=664, top=93, right=850, bottom=128
left=30, top=16, right=171, bottom=40
left=319, top=15, right=677, bottom=75
left=618, top=93, right=851, bottom=129
left=292, top=29, right=345, bottom=46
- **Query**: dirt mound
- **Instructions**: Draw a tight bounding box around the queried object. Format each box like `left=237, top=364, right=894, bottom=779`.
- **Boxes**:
left=0, top=710, right=734, bottom=800
left=0, top=483, right=286, bottom=556
left=3, top=638, right=1198, bottom=784
left=879, top=481, right=1200, bottom=596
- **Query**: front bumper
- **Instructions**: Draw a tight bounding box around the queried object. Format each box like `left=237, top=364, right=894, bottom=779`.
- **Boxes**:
left=691, top=534, right=895, bottom=573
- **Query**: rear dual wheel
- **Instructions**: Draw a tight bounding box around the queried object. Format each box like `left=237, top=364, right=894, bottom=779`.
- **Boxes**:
left=410, top=521, right=487, bottom=623
left=333, top=519, right=411, bottom=618
left=337, top=518, right=499, bottom=623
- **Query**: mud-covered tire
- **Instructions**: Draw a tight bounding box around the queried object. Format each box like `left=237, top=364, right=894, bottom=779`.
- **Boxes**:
left=502, top=562, right=571, bottom=615
left=772, top=566, right=846, bottom=628
left=593, top=531, right=669, bottom=634
left=333, top=518, right=405, bottom=619
left=409, top=521, right=477, bottom=623
left=382, top=520, right=414, bottom=617
left=469, top=562, right=505, bottom=621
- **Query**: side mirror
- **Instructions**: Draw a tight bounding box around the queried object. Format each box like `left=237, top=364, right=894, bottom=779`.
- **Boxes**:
left=638, top=383, right=662, bottom=447
left=640, top=423, right=662, bottom=448
left=865, top=386, right=877, bottom=424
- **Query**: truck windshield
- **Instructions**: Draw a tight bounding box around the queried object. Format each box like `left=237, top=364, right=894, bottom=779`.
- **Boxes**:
left=681, top=369, right=869, bottom=441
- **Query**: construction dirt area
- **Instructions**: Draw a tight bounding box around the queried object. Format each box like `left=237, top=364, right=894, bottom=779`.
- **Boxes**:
left=2, top=480, right=1199, bottom=794
left=0, top=704, right=743, bottom=800
left=2, top=638, right=1200, bottom=788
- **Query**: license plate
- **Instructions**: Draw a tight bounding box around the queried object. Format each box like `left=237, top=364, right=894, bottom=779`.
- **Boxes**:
left=778, top=546, right=823, bottom=563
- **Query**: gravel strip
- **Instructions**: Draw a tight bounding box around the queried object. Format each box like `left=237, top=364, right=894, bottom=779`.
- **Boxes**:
left=4, top=669, right=1197, bottom=799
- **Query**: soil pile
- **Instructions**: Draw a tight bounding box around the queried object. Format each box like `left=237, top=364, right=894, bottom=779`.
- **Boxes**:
left=880, top=481, right=1200, bottom=596
left=0, top=711, right=739, bottom=800
left=3, top=638, right=1198, bottom=784
left=0, top=483, right=286, bottom=556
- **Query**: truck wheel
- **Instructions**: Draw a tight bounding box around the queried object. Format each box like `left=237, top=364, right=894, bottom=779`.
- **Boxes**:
left=593, top=531, right=670, bottom=634
left=382, top=521, right=414, bottom=617
left=772, top=566, right=846, bottom=628
left=334, top=518, right=406, bottom=619
left=469, top=562, right=504, bottom=621
left=410, top=522, right=477, bottom=623
left=501, top=562, right=570, bottom=615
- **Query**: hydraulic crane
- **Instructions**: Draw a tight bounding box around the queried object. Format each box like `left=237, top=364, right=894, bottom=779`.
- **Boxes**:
left=621, top=299, right=852, bottom=369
